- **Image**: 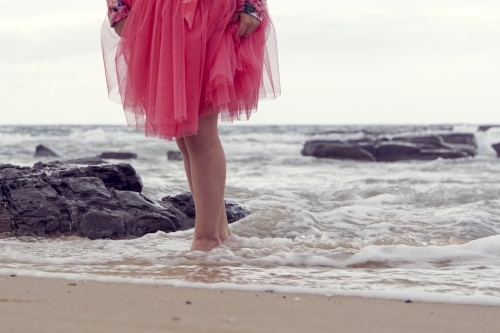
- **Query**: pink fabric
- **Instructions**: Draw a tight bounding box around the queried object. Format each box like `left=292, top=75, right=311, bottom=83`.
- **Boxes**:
left=102, top=0, right=280, bottom=140
left=182, top=0, right=198, bottom=30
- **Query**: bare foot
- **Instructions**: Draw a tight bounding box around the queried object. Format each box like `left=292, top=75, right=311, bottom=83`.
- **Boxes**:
left=190, top=238, right=221, bottom=252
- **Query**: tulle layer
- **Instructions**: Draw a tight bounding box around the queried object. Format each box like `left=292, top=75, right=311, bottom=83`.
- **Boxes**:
left=101, top=0, right=280, bottom=139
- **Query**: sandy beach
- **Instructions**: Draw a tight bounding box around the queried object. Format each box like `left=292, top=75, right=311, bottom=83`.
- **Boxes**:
left=0, top=275, right=498, bottom=333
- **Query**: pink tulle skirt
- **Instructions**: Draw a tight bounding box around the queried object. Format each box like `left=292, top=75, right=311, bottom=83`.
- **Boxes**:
left=101, top=0, right=280, bottom=139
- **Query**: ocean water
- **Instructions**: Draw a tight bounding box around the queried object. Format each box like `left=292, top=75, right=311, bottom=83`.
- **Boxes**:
left=1, top=124, right=500, bottom=305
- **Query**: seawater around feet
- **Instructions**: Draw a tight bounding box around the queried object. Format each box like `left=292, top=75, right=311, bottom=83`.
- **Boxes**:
left=1, top=124, right=500, bottom=305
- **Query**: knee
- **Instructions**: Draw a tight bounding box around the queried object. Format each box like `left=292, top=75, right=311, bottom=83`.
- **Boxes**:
left=184, top=132, right=220, bottom=154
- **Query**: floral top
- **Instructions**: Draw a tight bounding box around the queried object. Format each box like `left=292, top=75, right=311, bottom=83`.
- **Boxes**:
left=106, top=0, right=266, bottom=26
left=235, top=0, right=266, bottom=21
left=107, top=0, right=131, bottom=26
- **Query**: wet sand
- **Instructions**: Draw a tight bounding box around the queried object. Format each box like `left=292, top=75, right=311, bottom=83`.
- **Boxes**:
left=0, top=275, right=499, bottom=333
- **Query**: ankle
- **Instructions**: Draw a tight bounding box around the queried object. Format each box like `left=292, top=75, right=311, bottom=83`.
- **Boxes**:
left=191, top=237, right=221, bottom=252
left=193, top=231, right=220, bottom=242
left=219, top=228, right=230, bottom=242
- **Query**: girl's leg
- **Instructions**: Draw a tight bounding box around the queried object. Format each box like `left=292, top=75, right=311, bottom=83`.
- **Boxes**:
left=182, top=113, right=228, bottom=251
left=176, top=137, right=230, bottom=244
left=175, top=137, right=194, bottom=191
left=218, top=202, right=230, bottom=242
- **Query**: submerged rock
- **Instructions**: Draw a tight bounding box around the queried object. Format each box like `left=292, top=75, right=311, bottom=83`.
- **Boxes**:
left=98, top=152, right=138, bottom=160
left=492, top=143, right=500, bottom=157
left=34, top=145, right=59, bottom=158
left=0, top=160, right=247, bottom=239
left=301, top=133, right=477, bottom=162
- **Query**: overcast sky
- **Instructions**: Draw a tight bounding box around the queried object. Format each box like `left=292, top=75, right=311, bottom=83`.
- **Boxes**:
left=0, top=0, right=499, bottom=125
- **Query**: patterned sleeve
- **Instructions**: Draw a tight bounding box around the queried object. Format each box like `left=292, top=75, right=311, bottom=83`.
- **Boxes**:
left=237, top=0, right=266, bottom=21
left=107, top=0, right=131, bottom=26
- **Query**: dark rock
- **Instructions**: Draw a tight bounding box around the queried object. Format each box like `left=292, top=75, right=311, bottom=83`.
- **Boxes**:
left=375, top=142, right=421, bottom=162
left=161, top=192, right=196, bottom=220
left=225, top=201, right=250, bottom=224
left=420, top=149, right=469, bottom=160
left=392, top=135, right=446, bottom=149
left=0, top=160, right=250, bottom=238
left=405, top=300, right=413, bottom=304
left=0, top=160, right=248, bottom=239
left=0, top=164, right=20, bottom=171
left=478, top=125, right=500, bottom=132
left=358, top=142, right=377, bottom=157
left=302, top=133, right=477, bottom=162
left=80, top=209, right=125, bottom=240
left=167, top=150, right=183, bottom=161
left=440, top=133, right=476, bottom=146
left=492, top=143, right=500, bottom=157
left=34, top=145, right=59, bottom=158
left=392, top=133, right=477, bottom=157
left=0, top=203, right=11, bottom=233
left=301, top=141, right=376, bottom=161
left=98, top=152, right=137, bottom=160
left=161, top=192, right=250, bottom=230
left=33, top=159, right=143, bottom=193
left=440, top=133, right=478, bottom=157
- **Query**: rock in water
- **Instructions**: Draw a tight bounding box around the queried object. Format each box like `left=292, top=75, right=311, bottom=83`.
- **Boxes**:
left=34, top=145, right=59, bottom=157
left=98, top=152, right=138, bottom=160
left=301, top=141, right=376, bottom=161
left=375, top=142, right=421, bottom=162
left=167, top=150, right=183, bottom=161
left=301, top=133, right=477, bottom=162
left=0, top=160, right=249, bottom=239
left=0, top=203, right=11, bottom=233
left=478, top=125, right=500, bottom=132
left=0, top=158, right=248, bottom=239
left=492, top=143, right=500, bottom=157
left=161, top=192, right=250, bottom=230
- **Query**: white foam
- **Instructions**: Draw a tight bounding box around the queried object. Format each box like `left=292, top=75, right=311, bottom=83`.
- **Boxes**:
left=475, top=127, right=500, bottom=156
left=344, top=235, right=500, bottom=268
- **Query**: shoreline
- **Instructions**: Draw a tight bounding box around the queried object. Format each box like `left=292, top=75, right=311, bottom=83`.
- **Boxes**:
left=2, top=271, right=500, bottom=307
left=1, top=275, right=499, bottom=333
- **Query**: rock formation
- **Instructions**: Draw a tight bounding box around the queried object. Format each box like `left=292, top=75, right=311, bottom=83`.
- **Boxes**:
left=0, top=158, right=248, bottom=239
left=34, top=145, right=59, bottom=158
left=302, top=133, right=477, bottom=162
left=492, top=143, right=500, bottom=157
left=478, top=125, right=500, bottom=132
